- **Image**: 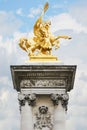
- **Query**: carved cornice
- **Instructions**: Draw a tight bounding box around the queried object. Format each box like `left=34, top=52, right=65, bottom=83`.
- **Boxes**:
left=18, top=93, right=36, bottom=107
left=51, top=93, right=69, bottom=111
left=11, top=65, right=76, bottom=92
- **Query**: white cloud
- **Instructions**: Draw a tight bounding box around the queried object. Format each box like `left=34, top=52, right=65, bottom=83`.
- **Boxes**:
left=52, top=4, right=64, bottom=9
left=66, top=89, right=87, bottom=130
left=0, top=90, right=9, bottom=103
left=0, top=91, right=20, bottom=130
left=16, top=8, right=23, bottom=16
left=0, top=75, right=20, bottom=130
left=79, top=72, right=87, bottom=82
left=28, top=7, right=41, bottom=18
left=13, top=30, right=33, bottom=40
left=0, top=11, right=22, bottom=36
left=0, top=30, right=34, bottom=69
left=0, top=76, right=11, bottom=86
left=0, top=35, right=16, bottom=56
left=50, top=13, right=87, bottom=33
left=69, top=4, right=87, bottom=27
left=0, top=119, right=20, bottom=130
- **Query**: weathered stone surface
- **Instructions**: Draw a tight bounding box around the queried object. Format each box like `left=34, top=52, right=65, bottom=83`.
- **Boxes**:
left=51, top=93, right=69, bottom=111
left=20, top=79, right=66, bottom=87
left=34, top=106, right=53, bottom=130
left=10, top=63, right=77, bottom=130
left=10, top=64, right=76, bottom=92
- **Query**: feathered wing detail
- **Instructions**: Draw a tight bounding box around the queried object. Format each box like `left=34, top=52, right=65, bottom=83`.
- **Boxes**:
left=33, top=2, right=49, bottom=36
left=34, top=16, right=42, bottom=36
left=43, top=2, right=49, bottom=14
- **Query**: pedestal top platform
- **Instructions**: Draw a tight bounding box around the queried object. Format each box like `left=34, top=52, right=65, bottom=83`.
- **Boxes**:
left=10, top=63, right=76, bottom=92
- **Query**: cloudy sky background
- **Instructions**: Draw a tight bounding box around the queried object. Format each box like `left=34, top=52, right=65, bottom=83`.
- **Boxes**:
left=0, top=0, right=87, bottom=130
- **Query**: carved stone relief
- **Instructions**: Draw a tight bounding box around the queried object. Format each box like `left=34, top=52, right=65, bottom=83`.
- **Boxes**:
left=34, top=106, right=53, bottom=130
left=20, top=79, right=66, bottom=88
left=20, top=80, right=34, bottom=87
left=18, top=93, right=36, bottom=110
left=51, top=93, right=69, bottom=111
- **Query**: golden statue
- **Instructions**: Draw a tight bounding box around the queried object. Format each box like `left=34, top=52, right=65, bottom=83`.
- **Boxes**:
left=19, top=2, right=71, bottom=61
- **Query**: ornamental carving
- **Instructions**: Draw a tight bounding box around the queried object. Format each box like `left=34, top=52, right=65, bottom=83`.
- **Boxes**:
left=35, top=80, right=65, bottom=87
left=18, top=93, right=36, bottom=109
left=20, top=80, right=34, bottom=87
left=34, top=106, right=53, bottom=130
left=25, top=72, right=61, bottom=77
left=51, top=93, right=69, bottom=111
left=20, top=79, right=66, bottom=88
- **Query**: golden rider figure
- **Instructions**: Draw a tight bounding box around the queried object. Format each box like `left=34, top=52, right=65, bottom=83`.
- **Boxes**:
left=19, top=2, right=71, bottom=61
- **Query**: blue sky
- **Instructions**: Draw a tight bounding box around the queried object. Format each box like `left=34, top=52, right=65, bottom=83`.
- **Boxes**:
left=0, top=0, right=86, bottom=34
left=0, top=0, right=87, bottom=130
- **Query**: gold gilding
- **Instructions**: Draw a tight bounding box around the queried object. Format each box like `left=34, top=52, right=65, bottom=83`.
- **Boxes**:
left=19, top=2, right=71, bottom=61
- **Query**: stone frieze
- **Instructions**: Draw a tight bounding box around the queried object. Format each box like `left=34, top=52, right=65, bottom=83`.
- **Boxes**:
left=20, top=79, right=66, bottom=88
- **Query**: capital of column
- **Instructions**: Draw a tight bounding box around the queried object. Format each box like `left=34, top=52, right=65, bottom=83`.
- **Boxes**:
left=18, top=93, right=36, bottom=107
left=51, top=93, right=69, bottom=111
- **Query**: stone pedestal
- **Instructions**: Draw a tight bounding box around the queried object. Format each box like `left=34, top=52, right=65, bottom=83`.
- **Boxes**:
left=10, top=63, right=76, bottom=130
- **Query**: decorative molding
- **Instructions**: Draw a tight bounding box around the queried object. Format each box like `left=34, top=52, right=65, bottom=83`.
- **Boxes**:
left=20, top=79, right=66, bottom=88
left=20, top=80, right=34, bottom=87
left=35, top=80, right=65, bottom=87
left=34, top=106, right=53, bottom=130
left=11, top=65, right=76, bottom=92
left=18, top=93, right=36, bottom=108
left=51, top=93, right=69, bottom=111
left=20, top=72, right=61, bottom=77
left=39, top=106, right=48, bottom=114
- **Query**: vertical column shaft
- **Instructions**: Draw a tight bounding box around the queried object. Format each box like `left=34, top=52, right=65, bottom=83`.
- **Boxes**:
left=18, top=93, right=36, bottom=130
left=51, top=93, right=69, bottom=130
left=21, top=101, right=33, bottom=130
left=53, top=101, right=66, bottom=130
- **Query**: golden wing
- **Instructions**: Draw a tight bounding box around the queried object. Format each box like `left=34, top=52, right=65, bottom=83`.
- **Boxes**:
left=33, top=2, right=49, bottom=36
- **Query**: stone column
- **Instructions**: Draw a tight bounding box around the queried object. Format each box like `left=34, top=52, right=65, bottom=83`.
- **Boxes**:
left=18, top=93, right=36, bottom=130
left=51, top=93, right=69, bottom=130
left=11, top=65, right=76, bottom=130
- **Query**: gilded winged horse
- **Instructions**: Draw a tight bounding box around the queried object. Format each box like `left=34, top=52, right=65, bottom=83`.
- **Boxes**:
left=19, top=2, right=71, bottom=56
